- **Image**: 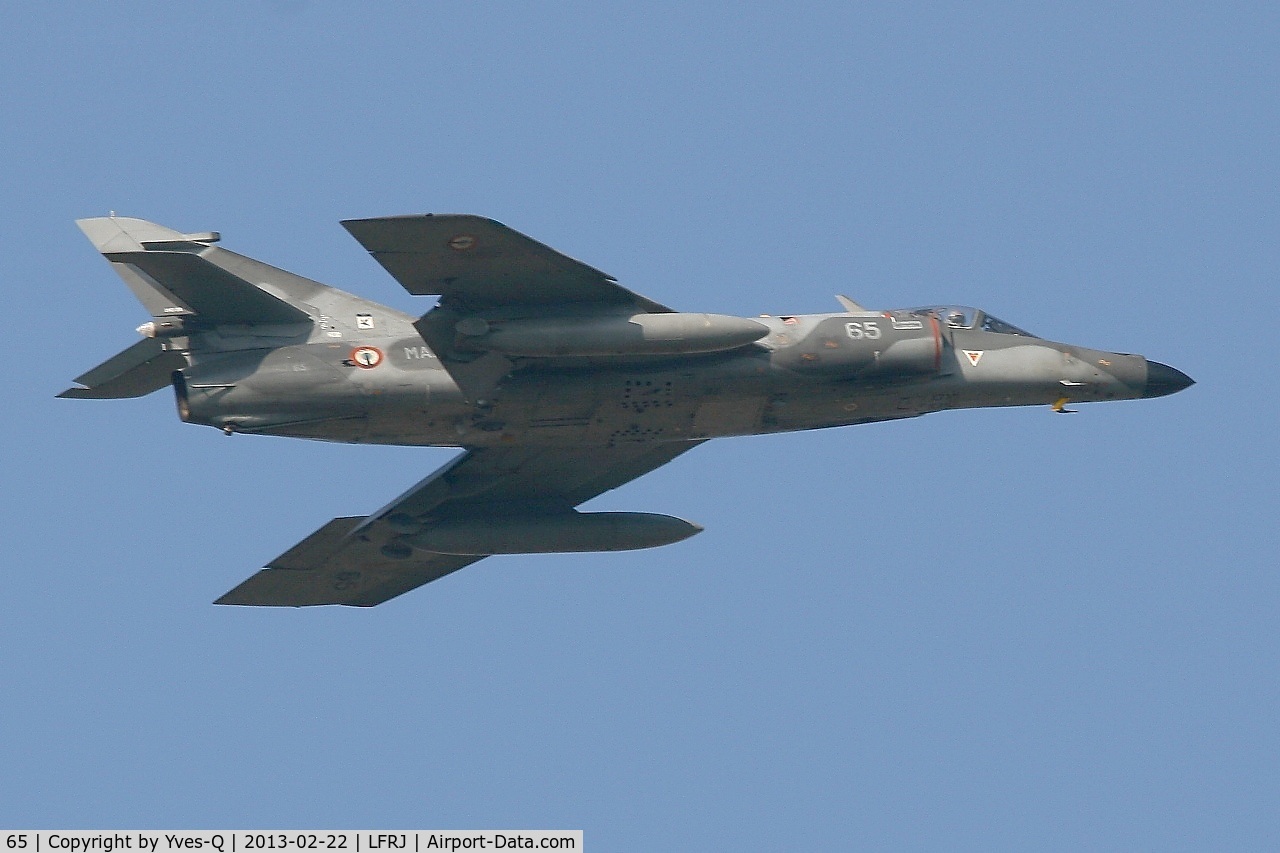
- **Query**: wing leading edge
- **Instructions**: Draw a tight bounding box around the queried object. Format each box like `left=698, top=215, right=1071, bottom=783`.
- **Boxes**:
left=216, top=440, right=705, bottom=607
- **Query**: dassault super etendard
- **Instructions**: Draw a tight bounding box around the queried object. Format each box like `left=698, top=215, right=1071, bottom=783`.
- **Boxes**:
left=62, top=214, right=1194, bottom=606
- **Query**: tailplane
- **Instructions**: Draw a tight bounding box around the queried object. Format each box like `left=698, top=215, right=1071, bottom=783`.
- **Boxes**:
left=57, top=337, right=187, bottom=399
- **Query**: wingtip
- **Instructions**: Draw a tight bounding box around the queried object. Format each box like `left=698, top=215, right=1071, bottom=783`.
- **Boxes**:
left=57, top=387, right=98, bottom=399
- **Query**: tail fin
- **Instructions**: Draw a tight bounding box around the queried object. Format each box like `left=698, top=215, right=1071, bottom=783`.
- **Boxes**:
left=63, top=215, right=337, bottom=400
left=76, top=216, right=312, bottom=325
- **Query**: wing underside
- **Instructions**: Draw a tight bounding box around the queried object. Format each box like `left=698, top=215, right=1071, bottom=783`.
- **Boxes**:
left=341, top=213, right=679, bottom=403
left=216, top=440, right=704, bottom=607
left=58, top=337, right=187, bottom=399
left=341, top=214, right=672, bottom=313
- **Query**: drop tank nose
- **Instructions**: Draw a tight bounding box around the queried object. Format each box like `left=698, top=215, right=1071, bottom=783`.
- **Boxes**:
left=1142, top=361, right=1195, bottom=398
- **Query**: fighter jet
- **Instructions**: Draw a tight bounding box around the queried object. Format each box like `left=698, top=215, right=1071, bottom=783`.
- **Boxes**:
left=61, top=214, right=1193, bottom=606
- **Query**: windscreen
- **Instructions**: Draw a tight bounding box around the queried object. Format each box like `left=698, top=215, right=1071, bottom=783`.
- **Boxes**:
left=905, top=306, right=1037, bottom=337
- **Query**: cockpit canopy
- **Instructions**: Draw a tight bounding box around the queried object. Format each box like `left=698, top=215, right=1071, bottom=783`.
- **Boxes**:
left=900, top=305, right=1037, bottom=338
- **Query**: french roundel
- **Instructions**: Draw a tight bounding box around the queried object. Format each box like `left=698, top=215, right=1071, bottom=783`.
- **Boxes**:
left=350, top=346, right=384, bottom=368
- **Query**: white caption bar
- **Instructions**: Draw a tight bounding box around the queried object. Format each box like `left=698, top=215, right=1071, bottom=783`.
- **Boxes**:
left=1, top=834, right=581, bottom=853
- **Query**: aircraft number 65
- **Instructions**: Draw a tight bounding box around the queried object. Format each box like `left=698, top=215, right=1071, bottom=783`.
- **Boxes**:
left=845, top=321, right=882, bottom=340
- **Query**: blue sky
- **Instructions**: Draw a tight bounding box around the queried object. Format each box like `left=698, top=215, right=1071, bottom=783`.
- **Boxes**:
left=2, top=3, right=1275, bottom=848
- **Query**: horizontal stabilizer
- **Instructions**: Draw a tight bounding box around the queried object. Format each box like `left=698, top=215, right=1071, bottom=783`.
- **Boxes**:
left=58, top=338, right=186, bottom=399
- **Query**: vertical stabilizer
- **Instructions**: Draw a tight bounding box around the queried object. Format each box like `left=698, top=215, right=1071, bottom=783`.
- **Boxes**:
left=77, top=217, right=206, bottom=317
left=76, top=216, right=312, bottom=325
left=64, top=215, right=417, bottom=401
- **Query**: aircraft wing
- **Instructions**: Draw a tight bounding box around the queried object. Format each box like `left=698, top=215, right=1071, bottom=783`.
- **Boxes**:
left=341, top=214, right=673, bottom=313
left=214, top=517, right=483, bottom=607
left=342, top=214, right=678, bottom=401
left=216, top=439, right=704, bottom=607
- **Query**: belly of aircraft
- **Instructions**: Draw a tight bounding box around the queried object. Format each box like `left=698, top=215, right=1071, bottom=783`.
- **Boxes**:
left=445, top=366, right=950, bottom=447
left=268, top=358, right=966, bottom=448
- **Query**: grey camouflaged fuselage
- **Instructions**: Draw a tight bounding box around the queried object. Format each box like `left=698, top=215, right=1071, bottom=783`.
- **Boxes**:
left=176, top=310, right=1159, bottom=448
left=64, top=214, right=1192, bottom=606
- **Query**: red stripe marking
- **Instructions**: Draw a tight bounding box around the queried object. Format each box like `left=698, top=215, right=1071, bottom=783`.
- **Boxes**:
left=929, top=316, right=942, bottom=371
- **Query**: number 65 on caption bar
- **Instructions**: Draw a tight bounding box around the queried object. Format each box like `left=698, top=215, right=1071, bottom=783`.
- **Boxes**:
left=3, top=833, right=581, bottom=852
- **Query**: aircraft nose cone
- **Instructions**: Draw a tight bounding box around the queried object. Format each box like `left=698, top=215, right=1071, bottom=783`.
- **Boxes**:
left=1143, top=360, right=1195, bottom=398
